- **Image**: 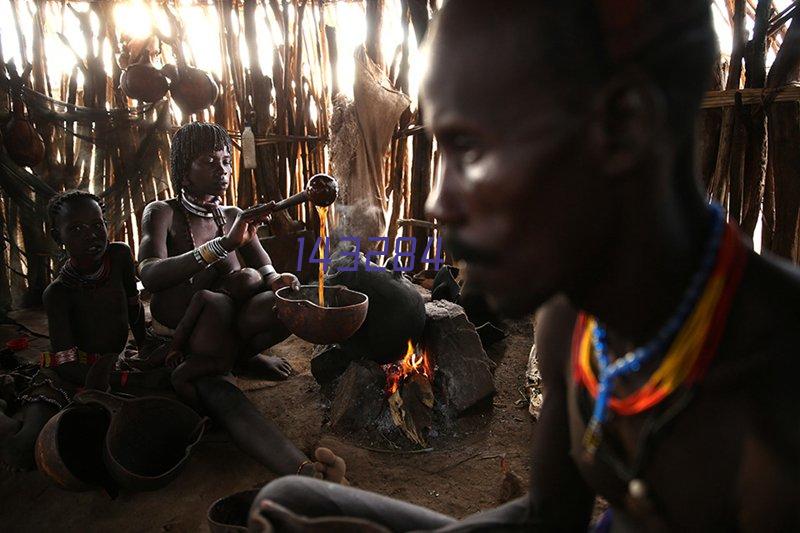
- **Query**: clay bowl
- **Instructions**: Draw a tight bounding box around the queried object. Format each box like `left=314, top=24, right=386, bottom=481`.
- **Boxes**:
left=207, top=489, right=259, bottom=533
left=35, top=403, right=116, bottom=494
left=74, top=390, right=207, bottom=492
left=275, top=285, right=368, bottom=345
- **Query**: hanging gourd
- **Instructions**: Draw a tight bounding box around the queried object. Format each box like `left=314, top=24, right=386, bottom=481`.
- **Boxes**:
left=167, top=65, right=219, bottom=115
left=4, top=92, right=45, bottom=168
left=120, top=55, right=169, bottom=103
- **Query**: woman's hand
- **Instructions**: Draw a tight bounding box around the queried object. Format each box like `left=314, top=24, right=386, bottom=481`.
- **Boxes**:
left=270, top=272, right=300, bottom=292
left=221, top=202, right=275, bottom=251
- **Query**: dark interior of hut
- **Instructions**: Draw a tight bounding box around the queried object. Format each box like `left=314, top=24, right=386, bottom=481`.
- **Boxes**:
left=1, top=1, right=799, bottom=532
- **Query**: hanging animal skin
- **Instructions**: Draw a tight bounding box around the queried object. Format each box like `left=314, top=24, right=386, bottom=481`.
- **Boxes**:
left=3, top=95, right=45, bottom=168
left=169, top=66, right=219, bottom=115
left=120, top=57, right=169, bottom=103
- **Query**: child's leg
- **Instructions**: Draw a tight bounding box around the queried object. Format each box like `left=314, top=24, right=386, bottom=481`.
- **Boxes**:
left=0, top=401, right=58, bottom=470
left=171, top=290, right=236, bottom=407
left=171, top=289, right=216, bottom=355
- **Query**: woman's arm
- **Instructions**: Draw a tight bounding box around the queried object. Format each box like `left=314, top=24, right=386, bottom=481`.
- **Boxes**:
left=139, top=201, right=273, bottom=292
left=137, top=201, right=208, bottom=292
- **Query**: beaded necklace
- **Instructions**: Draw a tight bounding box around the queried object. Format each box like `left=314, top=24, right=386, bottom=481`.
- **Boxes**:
left=60, top=251, right=111, bottom=289
left=572, top=205, right=748, bottom=458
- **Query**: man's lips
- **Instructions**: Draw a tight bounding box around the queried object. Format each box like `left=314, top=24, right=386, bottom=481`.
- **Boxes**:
left=443, top=231, right=499, bottom=266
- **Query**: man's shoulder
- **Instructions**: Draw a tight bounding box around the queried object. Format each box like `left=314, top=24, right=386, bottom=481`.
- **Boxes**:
left=747, top=249, right=800, bottom=303
left=731, top=251, right=800, bottom=348
left=707, top=250, right=800, bottom=391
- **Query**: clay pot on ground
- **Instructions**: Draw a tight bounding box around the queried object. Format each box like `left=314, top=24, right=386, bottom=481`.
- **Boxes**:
left=3, top=96, right=45, bottom=168
left=120, top=58, right=169, bottom=103
left=169, top=66, right=219, bottom=115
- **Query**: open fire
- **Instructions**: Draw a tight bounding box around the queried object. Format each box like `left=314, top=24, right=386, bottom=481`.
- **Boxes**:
left=316, top=299, right=496, bottom=451
left=383, top=340, right=434, bottom=395
left=383, top=340, right=435, bottom=447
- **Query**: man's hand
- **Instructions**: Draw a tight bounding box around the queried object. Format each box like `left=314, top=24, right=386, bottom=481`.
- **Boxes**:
left=270, top=272, right=300, bottom=292
left=222, top=202, right=275, bottom=251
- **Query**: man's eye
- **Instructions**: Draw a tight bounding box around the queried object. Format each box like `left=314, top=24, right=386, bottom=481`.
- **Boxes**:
left=449, top=135, right=483, bottom=163
left=223, top=159, right=231, bottom=166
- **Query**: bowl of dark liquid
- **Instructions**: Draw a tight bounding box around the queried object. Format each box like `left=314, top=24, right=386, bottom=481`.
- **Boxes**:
left=275, top=285, right=369, bottom=344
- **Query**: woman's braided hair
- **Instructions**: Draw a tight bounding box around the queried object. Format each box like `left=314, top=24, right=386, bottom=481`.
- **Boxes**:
left=170, top=122, right=232, bottom=194
left=47, top=190, right=105, bottom=243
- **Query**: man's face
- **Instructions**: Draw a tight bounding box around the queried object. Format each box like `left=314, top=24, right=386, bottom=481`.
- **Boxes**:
left=55, top=199, right=108, bottom=262
left=422, top=36, right=610, bottom=317
left=183, top=147, right=232, bottom=197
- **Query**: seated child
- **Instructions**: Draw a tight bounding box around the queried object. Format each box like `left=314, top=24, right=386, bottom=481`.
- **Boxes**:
left=0, top=190, right=148, bottom=470
left=161, top=267, right=265, bottom=405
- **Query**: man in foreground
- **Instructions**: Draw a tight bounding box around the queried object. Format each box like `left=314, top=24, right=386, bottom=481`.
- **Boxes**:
left=247, top=0, right=800, bottom=531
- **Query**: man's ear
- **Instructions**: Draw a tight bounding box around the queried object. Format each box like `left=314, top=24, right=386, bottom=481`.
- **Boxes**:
left=586, top=70, right=665, bottom=176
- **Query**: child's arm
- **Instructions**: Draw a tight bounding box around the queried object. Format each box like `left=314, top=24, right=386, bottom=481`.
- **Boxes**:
left=42, top=283, right=89, bottom=385
left=43, top=280, right=116, bottom=391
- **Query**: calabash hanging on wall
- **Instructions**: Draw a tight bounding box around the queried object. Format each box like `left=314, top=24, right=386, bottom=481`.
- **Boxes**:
left=167, top=66, right=219, bottom=115
left=120, top=56, right=169, bottom=103
left=4, top=94, right=45, bottom=168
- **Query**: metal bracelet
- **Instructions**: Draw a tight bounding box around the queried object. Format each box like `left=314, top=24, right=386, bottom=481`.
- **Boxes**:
left=257, top=264, right=277, bottom=278
left=192, top=247, right=207, bottom=266
left=258, top=265, right=281, bottom=287
left=208, top=237, right=229, bottom=259
left=199, top=242, right=219, bottom=264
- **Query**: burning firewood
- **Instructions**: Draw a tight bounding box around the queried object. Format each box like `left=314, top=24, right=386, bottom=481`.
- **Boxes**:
left=388, top=373, right=434, bottom=447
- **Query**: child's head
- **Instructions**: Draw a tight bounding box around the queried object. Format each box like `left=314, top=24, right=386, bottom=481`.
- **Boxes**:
left=47, top=190, right=107, bottom=260
left=217, top=268, right=264, bottom=304
left=170, top=122, right=232, bottom=198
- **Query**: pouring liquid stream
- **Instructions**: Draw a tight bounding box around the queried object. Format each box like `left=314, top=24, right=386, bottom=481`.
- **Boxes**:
left=316, top=206, right=328, bottom=306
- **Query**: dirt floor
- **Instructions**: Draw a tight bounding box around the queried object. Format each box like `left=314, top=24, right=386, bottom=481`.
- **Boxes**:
left=0, top=309, right=536, bottom=533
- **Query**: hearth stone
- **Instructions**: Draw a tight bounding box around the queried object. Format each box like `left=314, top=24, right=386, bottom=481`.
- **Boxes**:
left=329, top=361, right=386, bottom=431
left=423, top=300, right=496, bottom=413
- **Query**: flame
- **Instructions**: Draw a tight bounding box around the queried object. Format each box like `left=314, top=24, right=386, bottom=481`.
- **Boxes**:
left=385, top=340, right=433, bottom=395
